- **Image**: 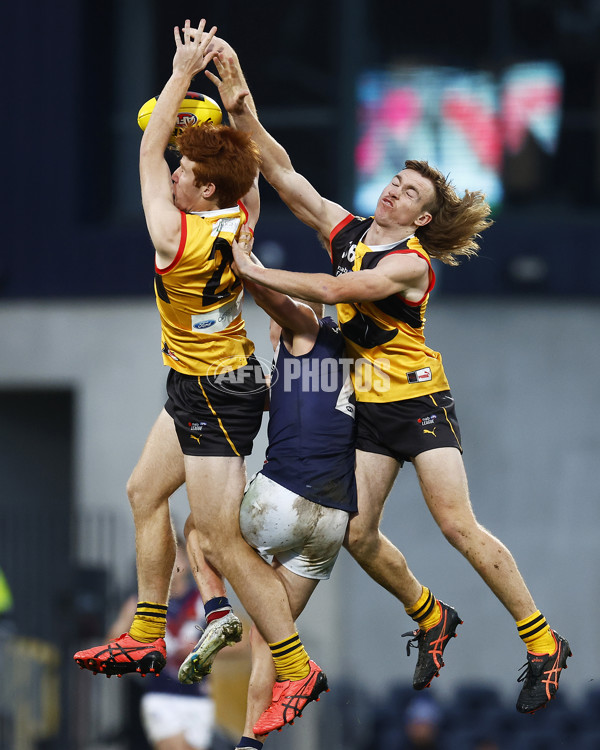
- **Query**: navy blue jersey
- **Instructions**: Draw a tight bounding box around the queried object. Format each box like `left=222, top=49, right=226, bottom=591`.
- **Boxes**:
left=261, top=317, right=357, bottom=512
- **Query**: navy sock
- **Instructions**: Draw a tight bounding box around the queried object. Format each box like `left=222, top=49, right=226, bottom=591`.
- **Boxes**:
left=236, top=737, right=263, bottom=750
left=204, top=596, right=232, bottom=624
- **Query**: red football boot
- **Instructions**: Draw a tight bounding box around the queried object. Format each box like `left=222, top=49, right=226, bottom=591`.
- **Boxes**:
left=74, top=632, right=166, bottom=677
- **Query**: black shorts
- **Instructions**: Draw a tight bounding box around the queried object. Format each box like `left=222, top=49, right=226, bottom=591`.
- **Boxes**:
left=355, top=390, right=462, bottom=466
left=164, top=356, right=265, bottom=457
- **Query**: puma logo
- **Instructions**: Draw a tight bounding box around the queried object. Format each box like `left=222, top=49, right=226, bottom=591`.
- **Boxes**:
left=423, top=428, right=437, bottom=437
left=190, top=434, right=202, bottom=444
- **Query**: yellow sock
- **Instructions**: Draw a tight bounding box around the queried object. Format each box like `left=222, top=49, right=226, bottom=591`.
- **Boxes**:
left=269, top=632, right=310, bottom=681
left=128, top=601, right=167, bottom=642
left=517, top=610, right=556, bottom=654
left=405, top=587, right=441, bottom=632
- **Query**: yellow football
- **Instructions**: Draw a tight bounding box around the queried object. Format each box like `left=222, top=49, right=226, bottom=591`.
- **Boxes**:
left=137, top=91, right=223, bottom=143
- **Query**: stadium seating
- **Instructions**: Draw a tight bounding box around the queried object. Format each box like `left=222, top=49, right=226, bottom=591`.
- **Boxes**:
left=354, top=680, right=600, bottom=750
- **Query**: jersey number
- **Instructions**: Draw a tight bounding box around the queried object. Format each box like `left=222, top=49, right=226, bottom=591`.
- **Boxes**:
left=202, top=238, right=241, bottom=307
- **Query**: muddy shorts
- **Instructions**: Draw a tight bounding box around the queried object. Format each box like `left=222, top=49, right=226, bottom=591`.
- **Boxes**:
left=240, top=472, right=349, bottom=580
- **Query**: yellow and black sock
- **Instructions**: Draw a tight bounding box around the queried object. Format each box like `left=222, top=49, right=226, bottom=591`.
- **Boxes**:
left=269, top=632, right=310, bottom=681
left=517, top=610, right=556, bottom=654
left=405, top=586, right=441, bottom=632
left=128, top=601, right=167, bottom=642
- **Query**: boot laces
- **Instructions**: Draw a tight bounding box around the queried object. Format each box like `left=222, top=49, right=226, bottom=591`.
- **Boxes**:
left=517, top=661, right=533, bottom=685
left=402, top=628, right=423, bottom=656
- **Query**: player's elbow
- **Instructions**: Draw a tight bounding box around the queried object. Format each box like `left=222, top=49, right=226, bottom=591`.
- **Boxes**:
left=263, top=161, right=298, bottom=197
left=246, top=281, right=268, bottom=305
left=139, top=133, right=156, bottom=163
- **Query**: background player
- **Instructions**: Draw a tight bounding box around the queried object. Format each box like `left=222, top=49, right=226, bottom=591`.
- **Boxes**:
left=107, top=542, right=221, bottom=750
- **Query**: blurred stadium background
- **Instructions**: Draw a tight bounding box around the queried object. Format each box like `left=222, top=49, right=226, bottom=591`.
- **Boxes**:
left=1, top=1, right=599, bottom=748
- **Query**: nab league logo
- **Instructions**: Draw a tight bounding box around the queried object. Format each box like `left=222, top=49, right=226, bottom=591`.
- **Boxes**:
left=418, top=414, right=438, bottom=437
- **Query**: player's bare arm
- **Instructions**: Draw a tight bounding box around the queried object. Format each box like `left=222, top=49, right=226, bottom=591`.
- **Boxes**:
left=140, top=18, right=217, bottom=263
left=233, top=234, right=320, bottom=352
left=232, top=234, right=429, bottom=305
left=200, top=39, right=263, bottom=229
left=203, top=36, right=258, bottom=119
left=207, top=53, right=348, bottom=243
left=240, top=176, right=261, bottom=231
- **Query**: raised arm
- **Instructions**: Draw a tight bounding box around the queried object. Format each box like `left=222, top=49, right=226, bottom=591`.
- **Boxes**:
left=206, top=53, right=349, bottom=243
left=204, top=37, right=261, bottom=229
left=204, top=36, right=258, bottom=120
left=140, top=19, right=217, bottom=263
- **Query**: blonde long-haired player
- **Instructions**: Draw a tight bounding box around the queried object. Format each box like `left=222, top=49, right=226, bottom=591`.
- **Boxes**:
left=211, top=46, right=571, bottom=717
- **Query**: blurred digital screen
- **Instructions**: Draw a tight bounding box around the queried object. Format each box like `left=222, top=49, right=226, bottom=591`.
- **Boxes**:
left=354, top=62, right=563, bottom=213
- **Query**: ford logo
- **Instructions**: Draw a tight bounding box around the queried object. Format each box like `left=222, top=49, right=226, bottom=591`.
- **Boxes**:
left=193, top=320, right=216, bottom=330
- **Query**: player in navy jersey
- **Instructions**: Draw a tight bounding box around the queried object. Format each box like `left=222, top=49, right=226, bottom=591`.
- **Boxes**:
left=257, top=306, right=356, bottom=516
left=240, top=236, right=356, bottom=745
left=183, top=230, right=356, bottom=746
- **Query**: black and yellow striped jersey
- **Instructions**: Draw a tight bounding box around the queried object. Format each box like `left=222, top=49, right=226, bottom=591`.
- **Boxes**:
left=154, top=204, right=254, bottom=376
left=330, top=214, right=450, bottom=403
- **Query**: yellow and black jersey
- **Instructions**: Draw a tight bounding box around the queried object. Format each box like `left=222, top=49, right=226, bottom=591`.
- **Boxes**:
left=154, top=203, right=254, bottom=376
left=330, top=213, right=450, bottom=403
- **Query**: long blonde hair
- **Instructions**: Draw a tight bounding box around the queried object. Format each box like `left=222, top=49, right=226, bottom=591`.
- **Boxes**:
left=406, top=160, right=493, bottom=266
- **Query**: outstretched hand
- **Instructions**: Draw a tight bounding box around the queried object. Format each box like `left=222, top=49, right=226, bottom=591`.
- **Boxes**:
left=172, top=18, right=218, bottom=80
left=205, top=53, right=250, bottom=117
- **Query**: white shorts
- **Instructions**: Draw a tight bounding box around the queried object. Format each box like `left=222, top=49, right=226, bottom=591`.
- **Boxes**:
left=140, top=693, right=215, bottom=749
left=240, top=472, right=349, bottom=580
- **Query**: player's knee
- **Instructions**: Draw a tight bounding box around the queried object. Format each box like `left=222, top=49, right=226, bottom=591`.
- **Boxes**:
left=126, top=472, right=144, bottom=510
left=190, top=523, right=230, bottom=569
left=126, top=473, right=157, bottom=513
left=437, top=514, right=479, bottom=551
left=344, top=521, right=379, bottom=560
left=126, top=472, right=173, bottom=516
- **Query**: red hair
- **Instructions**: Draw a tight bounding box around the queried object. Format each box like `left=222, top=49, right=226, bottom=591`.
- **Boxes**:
left=175, top=122, right=260, bottom=208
